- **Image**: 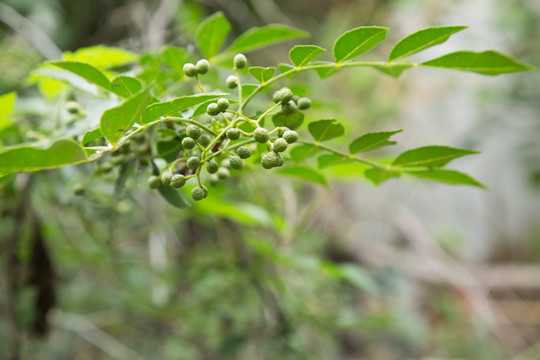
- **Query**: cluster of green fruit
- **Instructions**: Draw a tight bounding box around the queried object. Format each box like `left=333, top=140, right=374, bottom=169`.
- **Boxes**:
left=143, top=54, right=308, bottom=201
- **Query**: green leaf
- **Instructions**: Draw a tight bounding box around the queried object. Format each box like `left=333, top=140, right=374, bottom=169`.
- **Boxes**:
left=271, top=111, right=304, bottom=130
left=141, top=93, right=226, bottom=124
left=100, top=88, right=154, bottom=146
left=333, top=26, right=389, bottom=63
left=196, top=12, right=231, bottom=59
left=0, top=139, right=88, bottom=174
left=389, top=26, right=468, bottom=61
left=289, top=144, right=321, bottom=162
left=63, top=45, right=138, bottom=68
left=278, top=63, right=297, bottom=75
left=392, top=146, right=479, bottom=167
left=422, top=51, right=535, bottom=75
left=158, top=183, right=189, bottom=208
left=80, top=128, right=103, bottom=145
left=110, top=75, right=142, bottom=98
left=371, top=62, right=415, bottom=78
left=349, top=130, right=402, bottom=154
left=289, top=45, right=325, bottom=67
left=241, top=84, right=259, bottom=99
left=308, top=119, right=345, bottom=142
left=248, top=66, right=276, bottom=83
left=0, top=92, right=16, bottom=132
left=50, top=61, right=111, bottom=92
left=156, top=139, right=181, bottom=163
left=277, top=166, right=327, bottom=186
left=365, top=168, right=401, bottom=185
left=223, top=24, right=309, bottom=55
left=405, top=169, right=486, bottom=188
left=317, top=154, right=350, bottom=168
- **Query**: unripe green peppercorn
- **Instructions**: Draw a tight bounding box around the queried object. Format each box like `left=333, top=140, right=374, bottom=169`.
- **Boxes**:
left=283, top=130, right=299, bottom=144
left=279, top=87, right=293, bottom=103
left=233, top=54, right=247, bottom=69
left=272, top=89, right=283, bottom=104
left=201, top=185, right=209, bottom=198
left=186, top=156, right=201, bottom=169
left=171, top=174, right=186, bottom=188
left=229, top=155, right=243, bottom=170
left=226, top=75, right=238, bottom=89
left=186, top=125, right=202, bottom=139
left=273, top=138, right=288, bottom=152
left=217, top=167, right=230, bottom=179
left=191, top=186, right=205, bottom=201
left=261, top=152, right=277, bottom=169
left=206, top=159, right=219, bottom=174
left=281, top=100, right=297, bottom=115
left=206, top=103, right=220, bottom=116
left=236, top=146, right=252, bottom=159
left=147, top=176, right=161, bottom=189
left=297, top=97, right=311, bottom=110
left=161, top=172, right=173, bottom=185
left=278, top=127, right=290, bottom=137
left=226, top=128, right=240, bottom=140
left=195, top=59, right=210, bottom=74
left=217, top=98, right=229, bottom=112
left=183, top=63, right=197, bottom=77
left=254, top=127, right=269, bottom=143
left=182, top=137, right=196, bottom=149
left=198, top=134, right=211, bottom=147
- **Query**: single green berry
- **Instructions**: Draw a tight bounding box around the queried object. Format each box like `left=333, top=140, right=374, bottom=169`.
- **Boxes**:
left=272, top=89, right=283, bottom=104
left=198, top=134, right=211, bottom=147
left=196, top=59, right=210, bottom=74
left=261, top=152, right=276, bottom=169
left=226, top=128, right=240, bottom=140
left=273, top=138, right=288, bottom=152
left=297, top=97, right=311, bottom=110
left=186, top=124, right=202, bottom=139
left=233, top=53, right=247, bottom=69
left=236, top=146, right=252, bottom=159
left=148, top=176, right=161, bottom=189
left=217, top=167, right=230, bottom=179
left=161, top=172, right=173, bottom=185
left=183, top=63, right=197, bottom=77
left=73, top=183, right=85, bottom=195
left=191, top=186, right=205, bottom=201
left=182, top=137, right=196, bottom=149
left=281, top=100, right=297, bottom=115
left=171, top=174, right=186, bottom=188
left=206, top=159, right=219, bottom=174
left=209, top=174, right=220, bottom=186
left=229, top=155, right=243, bottom=170
left=279, top=87, right=293, bottom=103
left=254, top=127, right=269, bottom=143
left=278, top=127, right=290, bottom=137
left=226, top=75, right=238, bottom=89
left=283, top=130, right=298, bottom=144
left=206, top=103, right=220, bottom=116
left=201, top=185, right=209, bottom=198
left=217, top=98, right=229, bottom=112
left=186, top=156, right=201, bottom=169
left=221, top=158, right=231, bottom=169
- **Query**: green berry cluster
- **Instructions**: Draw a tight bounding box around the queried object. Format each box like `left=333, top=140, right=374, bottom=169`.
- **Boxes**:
left=130, top=54, right=307, bottom=201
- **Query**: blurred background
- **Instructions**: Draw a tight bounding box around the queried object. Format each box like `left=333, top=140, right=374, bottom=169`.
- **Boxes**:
left=1, top=0, right=539, bottom=359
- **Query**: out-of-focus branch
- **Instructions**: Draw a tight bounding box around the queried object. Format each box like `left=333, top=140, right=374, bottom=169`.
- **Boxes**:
left=146, top=0, right=180, bottom=49
left=0, top=2, right=62, bottom=60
